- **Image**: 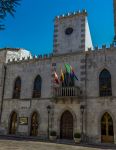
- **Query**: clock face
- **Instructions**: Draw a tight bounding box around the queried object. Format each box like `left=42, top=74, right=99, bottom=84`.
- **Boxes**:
left=65, top=27, right=73, bottom=35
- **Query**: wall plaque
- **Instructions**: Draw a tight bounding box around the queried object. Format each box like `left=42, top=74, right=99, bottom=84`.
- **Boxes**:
left=19, top=117, right=28, bottom=125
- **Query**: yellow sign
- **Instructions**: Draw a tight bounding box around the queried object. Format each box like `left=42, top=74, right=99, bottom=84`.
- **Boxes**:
left=19, top=117, right=28, bottom=125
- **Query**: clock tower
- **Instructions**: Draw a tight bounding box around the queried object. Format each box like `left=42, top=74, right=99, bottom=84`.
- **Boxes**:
left=53, top=10, right=93, bottom=54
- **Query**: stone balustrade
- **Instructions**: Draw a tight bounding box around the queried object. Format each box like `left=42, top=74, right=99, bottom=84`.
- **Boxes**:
left=54, top=86, right=81, bottom=98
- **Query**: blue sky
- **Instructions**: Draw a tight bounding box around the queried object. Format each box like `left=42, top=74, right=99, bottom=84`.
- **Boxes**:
left=0, top=0, right=114, bottom=55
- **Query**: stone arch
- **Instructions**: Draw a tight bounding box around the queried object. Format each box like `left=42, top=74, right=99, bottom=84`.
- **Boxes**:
left=29, top=110, right=40, bottom=136
left=8, top=110, right=19, bottom=135
left=60, top=110, right=73, bottom=139
left=97, top=67, right=112, bottom=78
left=57, top=107, right=77, bottom=139
left=98, top=110, right=115, bottom=143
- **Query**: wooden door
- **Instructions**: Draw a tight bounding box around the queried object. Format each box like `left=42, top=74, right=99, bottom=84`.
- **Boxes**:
left=101, top=112, right=114, bottom=143
left=60, top=111, right=73, bottom=139
left=30, top=112, right=38, bottom=136
left=9, top=112, right=17, bottom=134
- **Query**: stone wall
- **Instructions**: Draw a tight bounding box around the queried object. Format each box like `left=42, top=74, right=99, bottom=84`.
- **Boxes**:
left=0, top=44, right=116, bottom=144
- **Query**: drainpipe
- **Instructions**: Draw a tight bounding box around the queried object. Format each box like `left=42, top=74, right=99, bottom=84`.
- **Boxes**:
left=0, top=64, right=7, bottom=125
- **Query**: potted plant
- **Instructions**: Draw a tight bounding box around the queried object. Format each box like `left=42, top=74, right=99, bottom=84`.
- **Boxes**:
left=74, top=133, right=81, bottom=143
left=50, top=131, right=57, bottom=141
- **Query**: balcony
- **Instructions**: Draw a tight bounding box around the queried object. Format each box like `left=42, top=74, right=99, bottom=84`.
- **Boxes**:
left=53, top=86, right=82, bottom=99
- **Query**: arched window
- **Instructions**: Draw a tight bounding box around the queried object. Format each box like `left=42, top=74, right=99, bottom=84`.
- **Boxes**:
left=13, top=77, right=21, bottom=99
left=33, top=75, right=42, bottom=98
left=62, top=72, right=74, bottom=87
left=99, top=69, right=112, bottom=97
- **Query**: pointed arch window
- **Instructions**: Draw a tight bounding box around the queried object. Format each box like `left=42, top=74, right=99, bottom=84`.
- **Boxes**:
left=33, top=75, right=42, bottom=98
left=99, top=69, right=112, bottom=97
left=13, top=77, right=21, bottom=99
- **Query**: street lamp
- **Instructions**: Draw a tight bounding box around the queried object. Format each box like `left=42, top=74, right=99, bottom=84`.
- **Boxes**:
left=47, top=105, right=51, bottom=140
left=80, top=105, right=85, bottom=143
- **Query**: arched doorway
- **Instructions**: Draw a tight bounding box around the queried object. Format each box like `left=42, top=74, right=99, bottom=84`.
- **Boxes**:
left=101, top=112, right=114, bottom=143
left=9, top=112, right=17, bottom=134
left=60, top=110, right=73, bottom=139
left=30, top=112, right=39, bottom=136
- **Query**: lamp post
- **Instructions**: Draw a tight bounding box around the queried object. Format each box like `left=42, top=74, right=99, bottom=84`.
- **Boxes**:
left=47, top=105, right=51, bottom=140
left=80, top=105, right=85, bottom=143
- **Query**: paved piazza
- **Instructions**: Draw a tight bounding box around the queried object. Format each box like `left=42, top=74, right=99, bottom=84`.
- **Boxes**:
left=0, top=140, right=113, bottom=150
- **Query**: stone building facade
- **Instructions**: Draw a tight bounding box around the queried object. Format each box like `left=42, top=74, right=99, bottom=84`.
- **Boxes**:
left=0, top=1, right=116, bottom=144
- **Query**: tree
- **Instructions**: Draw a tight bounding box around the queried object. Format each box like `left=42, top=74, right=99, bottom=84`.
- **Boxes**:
left=0, top=0, right=20, bottom=30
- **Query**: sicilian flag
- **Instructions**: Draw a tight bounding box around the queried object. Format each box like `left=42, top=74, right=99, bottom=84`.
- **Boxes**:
left=54, top=71, right=59, bottom=84
left=70, top=66, right=78, bottom=80
left=60, top=68, right=64, bottom=82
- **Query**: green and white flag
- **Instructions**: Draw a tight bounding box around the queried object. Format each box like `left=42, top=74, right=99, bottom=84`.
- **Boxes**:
left=65, top=64, right=71, bottom=73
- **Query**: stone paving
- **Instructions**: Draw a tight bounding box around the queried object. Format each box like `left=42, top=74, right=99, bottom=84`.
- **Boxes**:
left=0, top=140, right=113, bottom=150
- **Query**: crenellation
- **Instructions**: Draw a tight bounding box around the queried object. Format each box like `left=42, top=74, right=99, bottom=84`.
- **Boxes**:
left=87, top=45, right=116, bottom=52
left=102, top=44, right=106, bottom=49
left=110, top=43, right=115, bottom=48
left=12, top=58, right=15, bottom=62
left=8, top=59, right=11, bottom=63
left=22, top=57, right=25, bottom=60
left=27, top=56, right=31, bottom=60
left=94, top=46, right=98, bottom=50
left=43, top=54, right=48, bottom=58
left=88, top=47, right=92, bottom=51
left=33, top=55, right=37, bottom=59
left=62, top=14, right=65, bottom=17
left=49, top=53, right=53, bottom=57
left=82, top=9, right=87, bottom=13
left=38, top=55, right=42, bottom=59
left=55, top=9, right=87, bottom=21
left=6, top=52, right=54, bottom=65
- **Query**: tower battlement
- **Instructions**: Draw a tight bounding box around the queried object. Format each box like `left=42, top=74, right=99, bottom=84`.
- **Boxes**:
left=53, top=9, right=93, bottom=54
left=55, top=9, right=87, bottom=20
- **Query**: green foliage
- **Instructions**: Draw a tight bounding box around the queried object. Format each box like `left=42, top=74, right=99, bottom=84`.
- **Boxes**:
left=50, top=131, right=56, bottom=136
left=0, top=0, right=20, bottom=30
left=74, top=133, right=81, bottom=138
